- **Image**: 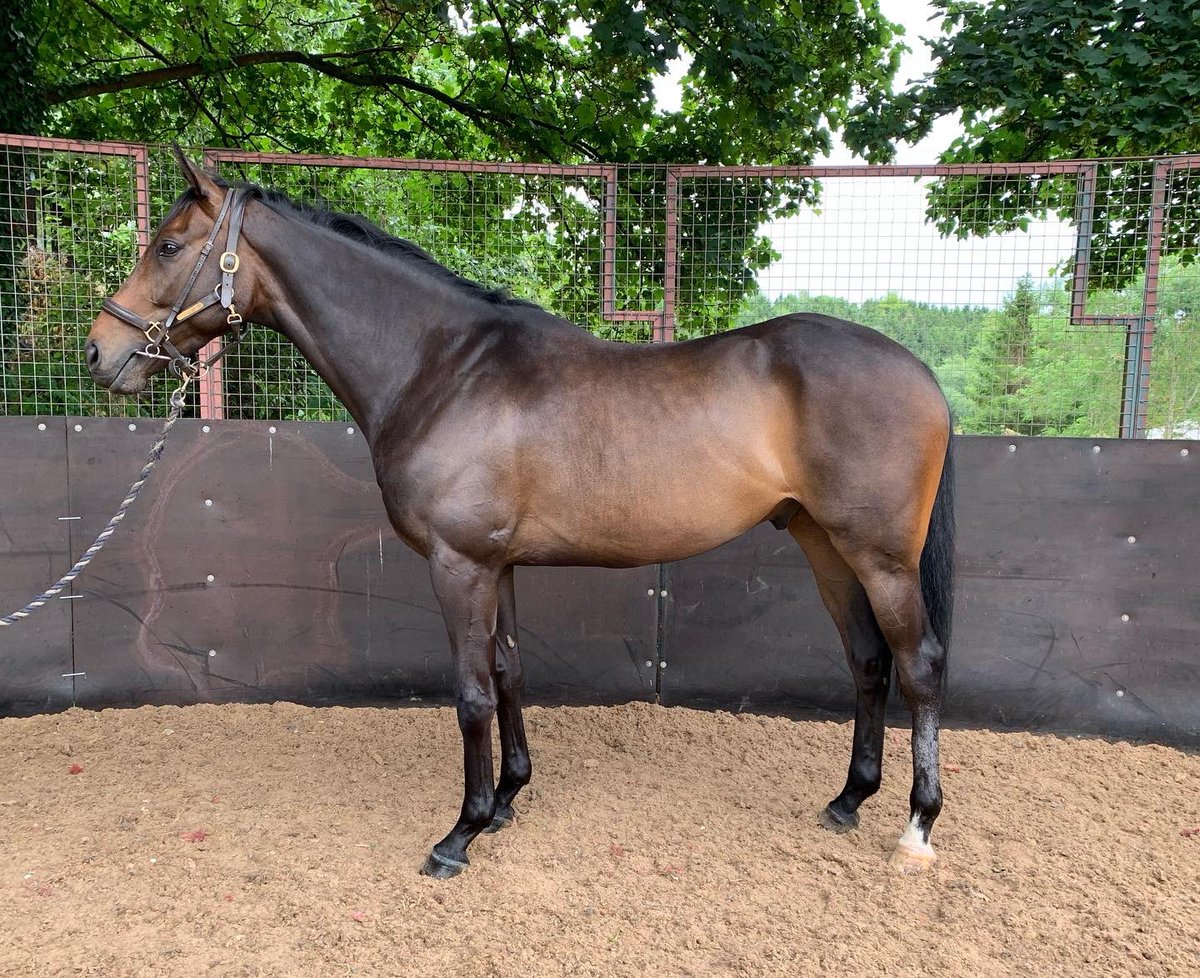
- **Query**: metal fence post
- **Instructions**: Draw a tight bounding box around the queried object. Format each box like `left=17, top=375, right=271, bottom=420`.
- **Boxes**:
left=656, top=169, right=679, bottom=343
left=599, top=165, right=670, bottom=339
left=196, top=149, right=226, bottom=420
left=132, top=146, right=151, bottom=258
left=1068, top=162, right=1158, bottom=439
left=1123, top=164, right=1171, bottom=439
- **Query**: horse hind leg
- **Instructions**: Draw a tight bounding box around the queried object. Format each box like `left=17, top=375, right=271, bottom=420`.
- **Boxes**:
left=484, top=566, right=532, bottom=833
left=788, top=513, right=893, bottom=834
left=849, top=556, right=947, bottom=873
left=796, top=409, right=953, bottom=872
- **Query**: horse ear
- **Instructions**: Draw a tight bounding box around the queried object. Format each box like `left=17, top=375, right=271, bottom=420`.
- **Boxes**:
left=172, top=145, right=218, bottom=199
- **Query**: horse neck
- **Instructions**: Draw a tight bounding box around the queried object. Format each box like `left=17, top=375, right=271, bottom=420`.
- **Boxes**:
left=244, top=205, right=486, bottom=439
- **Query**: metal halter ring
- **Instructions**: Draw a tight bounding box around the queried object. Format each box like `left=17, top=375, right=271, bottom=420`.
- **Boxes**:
left=168, top=355, right=198, bottom=379
left=135, top=343, right=170, bottom=362
left=170, top=374, right=192, bottom=407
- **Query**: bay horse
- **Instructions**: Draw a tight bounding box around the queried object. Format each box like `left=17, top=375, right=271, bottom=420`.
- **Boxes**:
left=86, top=152, right=955, bottom=879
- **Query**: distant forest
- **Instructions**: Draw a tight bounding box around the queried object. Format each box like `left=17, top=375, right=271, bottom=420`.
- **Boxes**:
left=734, top=258, right=1200, bottom=438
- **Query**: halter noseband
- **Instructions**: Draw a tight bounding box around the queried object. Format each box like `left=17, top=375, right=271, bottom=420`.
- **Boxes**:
left=102, top=187, right=251, bottom=378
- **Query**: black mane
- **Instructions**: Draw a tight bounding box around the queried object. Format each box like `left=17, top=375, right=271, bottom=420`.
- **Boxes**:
left=171, top=182, right=541, bottom=310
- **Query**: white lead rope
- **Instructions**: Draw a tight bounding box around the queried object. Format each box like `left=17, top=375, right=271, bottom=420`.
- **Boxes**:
left=1, top=376, right=192, bottom=628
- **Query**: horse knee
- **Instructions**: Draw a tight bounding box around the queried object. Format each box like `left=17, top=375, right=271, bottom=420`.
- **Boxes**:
left=455, top=685, right=497, bottom=732
left=504, top=752, right=532, bottom=787
left=850, top=650, right=892, bottom=695
left=848, top=758, right=882, bottom=797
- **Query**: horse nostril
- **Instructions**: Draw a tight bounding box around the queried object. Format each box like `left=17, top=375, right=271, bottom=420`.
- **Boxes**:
left=85, top=340, right=101, bottom=369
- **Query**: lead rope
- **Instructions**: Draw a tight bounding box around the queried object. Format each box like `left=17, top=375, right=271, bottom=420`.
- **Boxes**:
left=1, top=375, right=192, bottom=627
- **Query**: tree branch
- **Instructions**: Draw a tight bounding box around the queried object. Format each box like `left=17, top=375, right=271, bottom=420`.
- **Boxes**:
left=78, top=0, right=239, bottom=145
left=50, top=43, right=604, bottom=159
left=47, top=48, right=488, bottom=126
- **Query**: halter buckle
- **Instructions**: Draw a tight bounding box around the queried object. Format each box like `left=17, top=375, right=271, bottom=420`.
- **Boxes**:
left=219, top=251, right=240, bottom=274
left=142, top=321, right=166, bottom=345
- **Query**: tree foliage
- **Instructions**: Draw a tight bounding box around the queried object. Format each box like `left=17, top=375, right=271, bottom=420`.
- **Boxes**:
left=848, top=0, right=1200, bottom=164
left=32, top=0, right=902, bottom=166
left=1, top=3, right=43, bottom=134
left=846, top=0, right=1200, bottom=291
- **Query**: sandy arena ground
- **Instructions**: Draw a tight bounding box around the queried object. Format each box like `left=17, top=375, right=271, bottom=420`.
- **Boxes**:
left=1, top=702, right=1198, bottom=977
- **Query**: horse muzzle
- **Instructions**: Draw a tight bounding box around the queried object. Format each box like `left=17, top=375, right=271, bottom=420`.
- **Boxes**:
left=86, top=317, right=157, bottom=393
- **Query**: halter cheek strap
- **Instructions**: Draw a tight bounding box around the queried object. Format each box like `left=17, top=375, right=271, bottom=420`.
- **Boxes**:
left=102, top=187, right=250, bottom=378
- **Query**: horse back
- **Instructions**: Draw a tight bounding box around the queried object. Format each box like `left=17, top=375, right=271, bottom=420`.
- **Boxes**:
left=372, top=311, right=950, bottom=567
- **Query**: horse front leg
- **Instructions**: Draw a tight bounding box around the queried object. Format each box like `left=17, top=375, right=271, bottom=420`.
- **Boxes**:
left=420, top=548, right=501, bottom=879
left=485, top=566, right=532, bottom=832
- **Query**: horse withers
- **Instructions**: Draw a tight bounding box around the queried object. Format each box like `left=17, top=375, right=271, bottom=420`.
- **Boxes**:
left=86, top=151, right=955, bottom=878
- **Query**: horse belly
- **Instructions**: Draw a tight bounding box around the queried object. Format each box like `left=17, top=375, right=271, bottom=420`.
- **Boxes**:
left=512, top=438, right=790, bottom=567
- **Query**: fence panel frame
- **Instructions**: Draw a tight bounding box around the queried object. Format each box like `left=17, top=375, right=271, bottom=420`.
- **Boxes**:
left=3, top=133, right=1199, bottom=434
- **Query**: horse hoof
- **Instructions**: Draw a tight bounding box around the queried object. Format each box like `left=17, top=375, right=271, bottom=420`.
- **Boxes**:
left=889, top=841, right=937, bottom=875
left=818, top=805, right=859, bottom=834
left=419, top=850, right=469, bottom=880
left=483, top=813, right=513, bottom=834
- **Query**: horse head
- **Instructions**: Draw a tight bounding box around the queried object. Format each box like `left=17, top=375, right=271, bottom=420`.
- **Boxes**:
left=87, top=148, right=257, bottom=393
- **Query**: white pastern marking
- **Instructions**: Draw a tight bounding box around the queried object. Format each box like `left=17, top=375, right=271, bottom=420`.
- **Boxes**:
left=897, top=814, right=935, bottom=857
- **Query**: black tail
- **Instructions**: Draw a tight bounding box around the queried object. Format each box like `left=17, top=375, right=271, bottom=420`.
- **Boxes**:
left=919, top=428, right=956, bottom=658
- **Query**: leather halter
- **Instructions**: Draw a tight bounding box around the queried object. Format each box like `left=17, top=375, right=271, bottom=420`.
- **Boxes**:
left=102, top=187, right=250, bottom=378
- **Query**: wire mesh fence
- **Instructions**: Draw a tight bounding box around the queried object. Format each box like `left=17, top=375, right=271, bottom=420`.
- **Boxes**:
left=200, top=154, right=655, bottom=420
left=2, top=135, right=1197, bottom=438
left=1, top=139, right=160, bottom=418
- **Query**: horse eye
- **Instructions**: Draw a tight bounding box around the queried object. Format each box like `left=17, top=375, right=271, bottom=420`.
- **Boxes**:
left=157, top=240, right=180, bottom=258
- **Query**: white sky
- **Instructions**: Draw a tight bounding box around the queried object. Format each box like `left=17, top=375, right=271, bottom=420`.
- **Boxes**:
left=654, top=1, right=1078, bottom=309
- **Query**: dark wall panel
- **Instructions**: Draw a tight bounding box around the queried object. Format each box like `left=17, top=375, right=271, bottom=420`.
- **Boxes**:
left=949, top=437, right=1199, bottom=742
left=658, top=524, right=843, bottom=713
left=0, top=419, right=74, bottom=714
left=3, top=421, right=1198, bottom=744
